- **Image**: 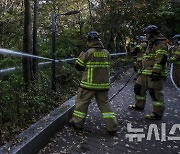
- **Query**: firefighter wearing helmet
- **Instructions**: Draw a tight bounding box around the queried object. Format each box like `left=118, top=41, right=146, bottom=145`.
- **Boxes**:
left=69, top=31, right=117, bottom=134
left=170, top=34, right=180, bottom=87
left=131, top=36, right=147, bottom=79
left=129, top=25, right=168, bottom=120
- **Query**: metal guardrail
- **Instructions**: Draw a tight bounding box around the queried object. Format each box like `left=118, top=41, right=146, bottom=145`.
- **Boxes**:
left=0, top=62, right=51, bottom=75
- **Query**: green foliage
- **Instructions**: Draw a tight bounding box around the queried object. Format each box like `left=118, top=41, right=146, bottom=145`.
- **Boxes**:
left=56, top=31, right=83, bottom=58
left=0, top=57, right=21, bottom=69
left=129, top=0, right=180, bottom=37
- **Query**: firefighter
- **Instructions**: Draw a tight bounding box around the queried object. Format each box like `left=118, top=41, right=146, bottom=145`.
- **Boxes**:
left=128, top=25, right=168, bottom=120
left=69, top=31, right=118, bottom=134
left=170, top=34, right=180, bottom=87
left=131, top=36, right=147, bottom=79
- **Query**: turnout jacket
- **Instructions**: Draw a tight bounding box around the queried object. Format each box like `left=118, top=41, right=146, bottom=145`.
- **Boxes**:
left=141, top=34, right=168, bottom=77
left=75, top=41, right=110, bottom=90
left=171, top=45, right=180, bottom=65
left=131, top=43, right=146, bottom=74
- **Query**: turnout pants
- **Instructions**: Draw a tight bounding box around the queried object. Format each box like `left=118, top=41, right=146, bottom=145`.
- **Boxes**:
left=71, top=87, right=117, bottom=131
left=134, top=61, right=142, bottom=79
left=134, top=75, right=165, bottom=116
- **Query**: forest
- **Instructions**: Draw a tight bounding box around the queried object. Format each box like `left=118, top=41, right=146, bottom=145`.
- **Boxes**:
left=0, top=0, right=180, bottom=146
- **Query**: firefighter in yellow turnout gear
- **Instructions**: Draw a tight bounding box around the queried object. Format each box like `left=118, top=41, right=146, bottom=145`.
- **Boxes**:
left=129, top=25, right=168, bottom=120
left=131, top=36, right=147, bottom=79
left=69, top=31, right=117, bottom=133
left=170, top=34, right=180, bottom=87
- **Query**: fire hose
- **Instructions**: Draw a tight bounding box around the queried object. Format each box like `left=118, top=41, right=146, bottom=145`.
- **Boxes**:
left=109, top=72, right=135, bottom=102
left=170, top=63, right=180, bottom=92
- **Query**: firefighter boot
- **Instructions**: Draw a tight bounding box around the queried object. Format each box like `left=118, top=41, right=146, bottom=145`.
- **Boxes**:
left=128, top=104, right=144, bottom=110
left=145, top=112, right=162, bottom=120
left=68, top=118, right=83, bottom=131
left=107, top=130, right=117, bottom=136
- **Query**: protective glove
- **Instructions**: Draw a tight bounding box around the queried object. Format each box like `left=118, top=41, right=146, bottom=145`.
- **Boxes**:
left=67, top=61, right=75, bottom=65
left=167, top=58, right=173, bottom=63
left=150, top=72, right=160, bottom=81
left=168, top=57, right=176, bottom=63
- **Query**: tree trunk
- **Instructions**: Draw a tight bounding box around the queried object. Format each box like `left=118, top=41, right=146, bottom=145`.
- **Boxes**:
left=87, top=0, right=93, bottom=29
left=100, top=0, right=105, bottom=42
left=108, top=3, right=117, bottom=52
left=22, top=0, right=32, bottom=86
left=32, top=0, right=39, bottom=81
left=76, top=1, right=83, bottom=38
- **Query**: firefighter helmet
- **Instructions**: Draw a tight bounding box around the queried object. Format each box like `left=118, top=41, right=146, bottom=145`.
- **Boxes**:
left=172, top=34, right=180, bottom=44
left=143, top=25, right=160, bottom=35
left=172, top=34, right=180, bottom=41
left=87, top=31, right=101, bottom=41
left=134, top=36, right=147, bottom=42
left=139, top=36, right=147, bottom=41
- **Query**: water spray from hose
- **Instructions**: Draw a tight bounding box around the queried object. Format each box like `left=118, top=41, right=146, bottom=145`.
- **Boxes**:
left=0, top=48, right=59, bottom=62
